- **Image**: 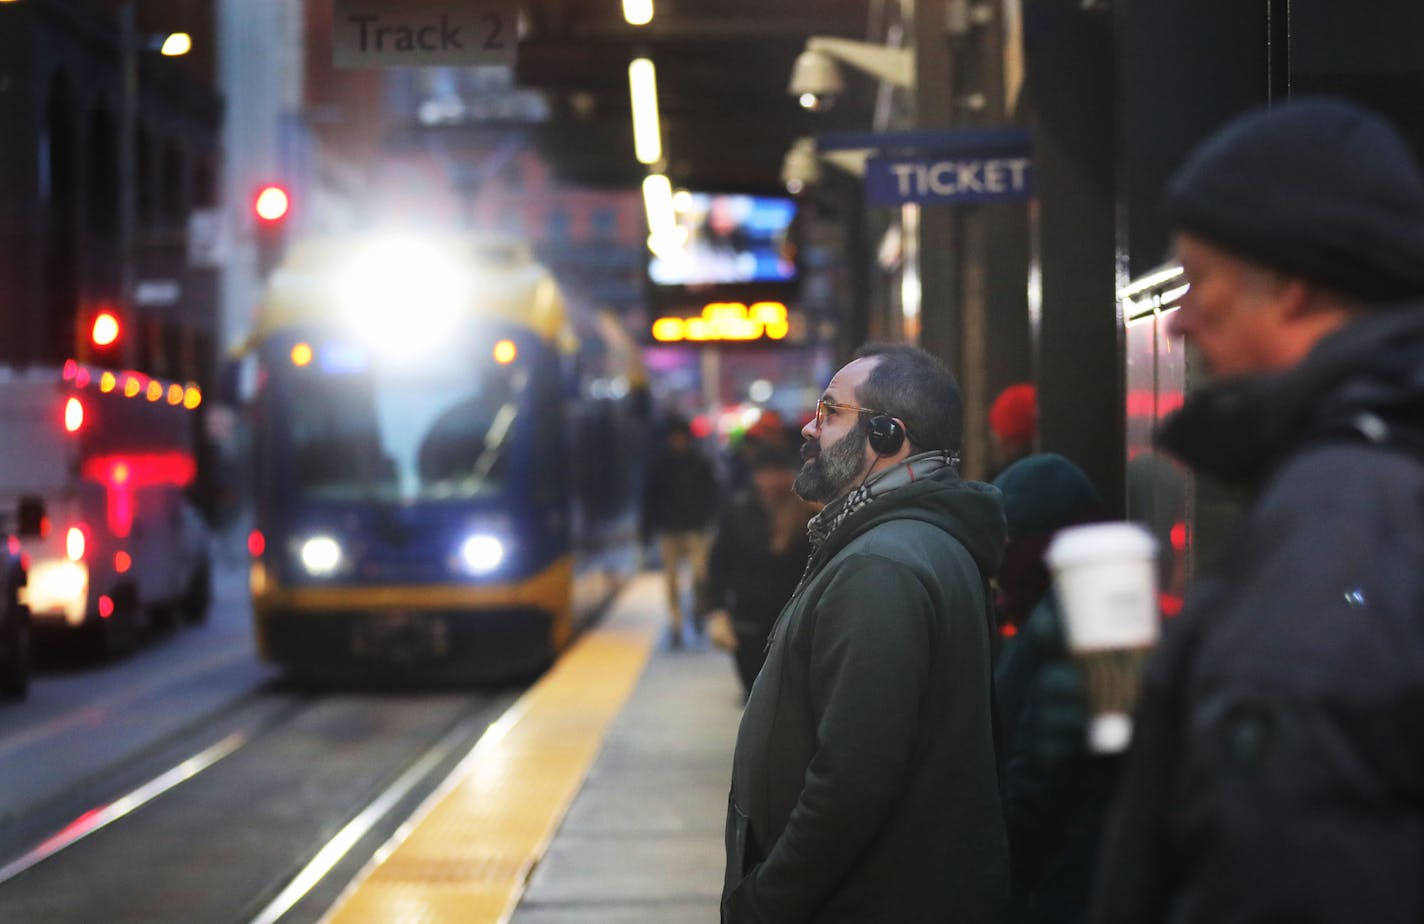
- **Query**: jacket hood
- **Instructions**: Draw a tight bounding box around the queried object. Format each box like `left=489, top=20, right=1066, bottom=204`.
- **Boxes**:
left=808, top=466, right=1006, bottom=579
left=1158, top=303, right=1424, bottom=487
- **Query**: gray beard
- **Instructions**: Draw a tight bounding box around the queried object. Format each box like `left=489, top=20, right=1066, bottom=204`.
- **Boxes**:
left=794, top=425, right=866, bottom=504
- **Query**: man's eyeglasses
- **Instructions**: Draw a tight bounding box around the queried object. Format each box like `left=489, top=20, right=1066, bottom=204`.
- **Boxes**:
left=815, top=398, right=885, bottom=427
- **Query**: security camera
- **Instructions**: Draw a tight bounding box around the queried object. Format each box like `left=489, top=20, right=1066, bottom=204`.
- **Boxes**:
left=788, top=48, right=844, bottom=112
left=780, top=138, right=821, bottom=193
left=789, top=37, right=915, bottom=104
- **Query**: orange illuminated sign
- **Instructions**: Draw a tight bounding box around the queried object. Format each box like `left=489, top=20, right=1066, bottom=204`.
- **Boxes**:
left=652, top=302, right=790, bottom=343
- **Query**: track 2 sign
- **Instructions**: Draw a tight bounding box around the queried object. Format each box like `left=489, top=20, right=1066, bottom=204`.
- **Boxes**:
left=333, top=0, right=517, bottom=68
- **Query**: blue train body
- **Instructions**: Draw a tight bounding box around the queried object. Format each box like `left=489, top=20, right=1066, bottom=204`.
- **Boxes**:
left=246, top=234, right=646, bottom=682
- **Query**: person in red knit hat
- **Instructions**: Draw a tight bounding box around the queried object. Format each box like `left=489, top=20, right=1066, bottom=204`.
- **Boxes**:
left=987, top=382, right=1037, bottom=480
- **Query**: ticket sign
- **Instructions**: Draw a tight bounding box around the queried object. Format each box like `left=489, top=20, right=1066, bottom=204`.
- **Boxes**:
left=333, top=0, right=517, bottom=68
left=865, top=154, right=1033, bottom=206
left=849, top=128, right=1034, bottom=207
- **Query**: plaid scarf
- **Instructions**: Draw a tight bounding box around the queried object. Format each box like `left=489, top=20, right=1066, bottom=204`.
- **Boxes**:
left=766, top=449, right=963, bottom=653
left=806, top=450, right=960, bottom=547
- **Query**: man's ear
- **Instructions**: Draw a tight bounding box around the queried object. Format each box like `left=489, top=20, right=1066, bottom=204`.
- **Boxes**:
left=1269, top=277, right=1357, bottom=368
left=1275, top=277, right=1315, bottom=322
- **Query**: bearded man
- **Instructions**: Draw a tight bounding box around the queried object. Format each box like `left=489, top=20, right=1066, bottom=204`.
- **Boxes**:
left=722, top=343, right=1010, bottom=923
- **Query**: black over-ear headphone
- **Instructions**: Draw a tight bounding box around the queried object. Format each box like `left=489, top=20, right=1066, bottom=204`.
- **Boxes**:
left=867, top=415, right=905, bottom=456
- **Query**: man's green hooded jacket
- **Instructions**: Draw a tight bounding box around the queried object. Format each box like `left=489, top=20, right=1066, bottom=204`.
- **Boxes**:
left=723, top=461, right=1010, bottom=923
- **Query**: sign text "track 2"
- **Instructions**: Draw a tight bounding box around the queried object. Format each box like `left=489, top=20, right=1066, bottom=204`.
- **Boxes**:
left=333, top=0, right=516, bottom=68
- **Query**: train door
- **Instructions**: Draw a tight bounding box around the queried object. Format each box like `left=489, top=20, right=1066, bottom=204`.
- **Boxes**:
left=1120, top=264, right=1234, bottom=614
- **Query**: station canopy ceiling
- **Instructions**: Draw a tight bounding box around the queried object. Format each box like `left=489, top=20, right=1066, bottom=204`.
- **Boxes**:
left=515, top=0, right=880, bottom=194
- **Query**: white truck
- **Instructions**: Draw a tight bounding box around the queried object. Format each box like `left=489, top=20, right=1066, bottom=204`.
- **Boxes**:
left=0, top=362, right=212, bottom=660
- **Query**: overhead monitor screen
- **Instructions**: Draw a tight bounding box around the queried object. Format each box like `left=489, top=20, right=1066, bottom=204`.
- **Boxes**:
left=649, top=192, right=797, bottom=287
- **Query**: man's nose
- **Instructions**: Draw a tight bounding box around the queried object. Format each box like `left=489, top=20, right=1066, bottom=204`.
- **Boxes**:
left=802, top=417, right=818, bottom=439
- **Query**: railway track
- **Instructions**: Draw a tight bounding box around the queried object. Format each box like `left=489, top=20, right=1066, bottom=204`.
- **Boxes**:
left=0, top=681, right=519, bottom=923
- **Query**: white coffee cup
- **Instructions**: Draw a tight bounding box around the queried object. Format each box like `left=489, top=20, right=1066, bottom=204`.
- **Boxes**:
left=1045, top=521, right=1160, bottom=753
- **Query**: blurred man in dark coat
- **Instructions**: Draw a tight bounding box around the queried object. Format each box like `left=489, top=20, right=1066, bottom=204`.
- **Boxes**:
left=1094, top=98, right=1424, bottom=923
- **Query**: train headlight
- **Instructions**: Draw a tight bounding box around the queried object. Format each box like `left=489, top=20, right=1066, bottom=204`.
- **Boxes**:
left=299, top=535, right=344, bottom=577
left=458, top=534, right=505, bottom=575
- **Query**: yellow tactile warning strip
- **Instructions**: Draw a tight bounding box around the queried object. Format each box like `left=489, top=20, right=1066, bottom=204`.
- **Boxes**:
left=321, top=621, right=657, bottom=924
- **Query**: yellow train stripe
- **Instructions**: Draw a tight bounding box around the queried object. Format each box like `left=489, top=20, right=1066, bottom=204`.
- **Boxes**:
left=319, top=617, right=657, bottom=924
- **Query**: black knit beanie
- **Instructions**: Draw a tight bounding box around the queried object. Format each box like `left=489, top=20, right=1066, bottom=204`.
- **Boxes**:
left=991, top=452, right=1103, bottom=540
left=1164, top=97, right=1424, bottom=303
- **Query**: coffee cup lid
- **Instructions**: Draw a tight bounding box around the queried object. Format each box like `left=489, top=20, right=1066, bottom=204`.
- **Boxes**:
left=1045, top=521, right=1158, bottom=570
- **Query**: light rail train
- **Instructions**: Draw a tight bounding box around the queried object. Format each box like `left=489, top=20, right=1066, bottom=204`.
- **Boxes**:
left=244, top=233, right=648, bottom=682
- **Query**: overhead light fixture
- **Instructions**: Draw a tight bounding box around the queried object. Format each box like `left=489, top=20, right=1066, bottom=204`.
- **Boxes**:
left=628, top=58, right=662, bottom=165
left=642, top=173, right=684, bottom=256
left=159, top=32, right=192, bottom=56
left=622, top=0, right=653, bottom=26
left=642, top=173, right=675, bottom=237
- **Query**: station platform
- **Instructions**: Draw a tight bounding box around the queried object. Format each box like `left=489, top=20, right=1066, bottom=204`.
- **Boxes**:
left=321, top=573, right=740, bottom=924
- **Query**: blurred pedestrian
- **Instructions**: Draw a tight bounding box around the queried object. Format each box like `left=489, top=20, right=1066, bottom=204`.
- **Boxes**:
left=991, top=453, right=1113, bottom=924
left=993, top=453, right=1108, bottom=636
left=988, top=383, right=1038, bottom=480
left=722, top=409, right=796, bottom=494
left=704, top=440, right=818, bottom=697
left=1094, top=98, right=1424, bottom=923
left=641, top=417, right=721, bottom=647
left=723, top=343, right=1009, bottom=922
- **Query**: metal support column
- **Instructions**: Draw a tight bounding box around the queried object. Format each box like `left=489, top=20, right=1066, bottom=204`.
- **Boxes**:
left=911, top=0, right=964, bottom=448
left=118, top=2, right=139, bottom=369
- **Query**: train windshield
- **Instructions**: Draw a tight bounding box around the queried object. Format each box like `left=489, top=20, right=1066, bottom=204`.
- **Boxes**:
left=274, top=338, right=530, bottom=503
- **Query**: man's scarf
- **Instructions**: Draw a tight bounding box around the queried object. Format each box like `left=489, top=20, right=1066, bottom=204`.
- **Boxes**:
left=766, top=450, right=962, bottom=651
left=806, top=450, right=960, bottom=547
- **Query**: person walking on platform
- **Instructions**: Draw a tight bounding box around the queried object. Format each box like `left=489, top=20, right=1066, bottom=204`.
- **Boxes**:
left=722, top=409, right=796, bottom=494
left=987, top=382, right=1038, bottom=481
left=991, top=454, right=1113, bottom=924
left=723, top=343, right=1009, bottom=923
left=704, top=440, right=818, bottom=697
left=1093, top=98, right=1424, bottom=923
left=642, top=417, right=720, bottom=647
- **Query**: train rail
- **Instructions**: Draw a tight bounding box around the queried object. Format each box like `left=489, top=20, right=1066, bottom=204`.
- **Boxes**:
left=0, top=682, right=515, bottom=923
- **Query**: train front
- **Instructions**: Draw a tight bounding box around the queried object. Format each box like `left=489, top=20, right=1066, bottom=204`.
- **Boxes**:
left=247, top=235, right=576, bottom=683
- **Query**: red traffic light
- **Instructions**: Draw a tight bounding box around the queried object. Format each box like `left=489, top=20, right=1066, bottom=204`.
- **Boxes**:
left=91, top=310, right=121, bottom=347
left=254, top=185, right=291, bottom=223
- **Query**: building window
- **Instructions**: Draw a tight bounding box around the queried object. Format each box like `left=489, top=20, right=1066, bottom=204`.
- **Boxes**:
left=162, top=143, right=186, bottom=225
left=86, top=107, right=119, bottom=235
left=592, top=206, right=619, bottom=241
left=136, top=129, right=153, bottom=224
left=547, top=207, right=570, bottom=242
left=498, top=159, right=524, bottom=191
